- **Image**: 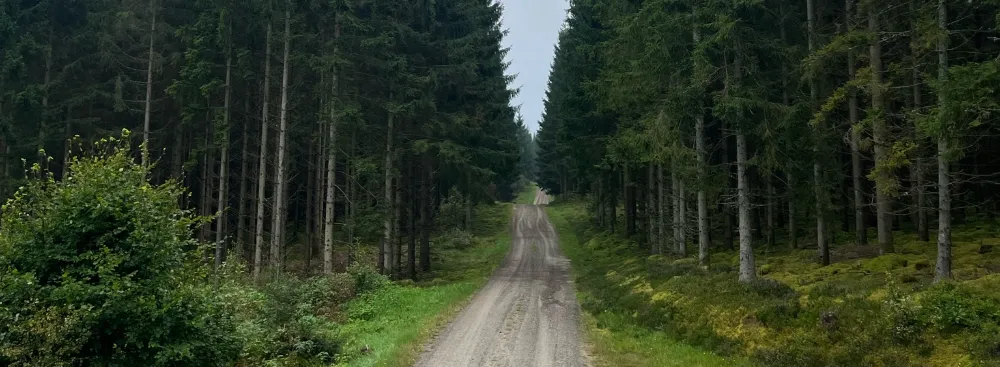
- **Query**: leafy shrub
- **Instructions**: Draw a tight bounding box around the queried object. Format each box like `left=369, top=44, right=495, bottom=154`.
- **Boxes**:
left=0, top=135, right=237, bottom=366
left=348, top=263, right=390, bottom=295
left=438, top=228, right=476, bottom=250
left=214, top=262, right=346, bottom=366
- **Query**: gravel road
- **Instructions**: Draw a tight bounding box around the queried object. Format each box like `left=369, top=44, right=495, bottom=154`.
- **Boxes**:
left=414, top=189, right=585, bottom=367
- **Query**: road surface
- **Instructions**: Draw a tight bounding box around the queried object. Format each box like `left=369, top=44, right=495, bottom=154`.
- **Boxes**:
left=414, top=189, right=585, bottom=367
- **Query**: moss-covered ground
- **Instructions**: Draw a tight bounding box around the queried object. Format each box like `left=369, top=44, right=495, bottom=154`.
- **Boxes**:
left=547, top=199, right=1000, bottom=367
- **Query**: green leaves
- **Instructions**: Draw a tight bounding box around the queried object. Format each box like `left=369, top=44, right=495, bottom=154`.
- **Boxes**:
left=0, top=136, right=237, bottom=366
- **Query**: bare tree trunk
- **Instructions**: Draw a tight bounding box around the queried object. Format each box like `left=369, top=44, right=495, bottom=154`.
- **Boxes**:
left=672, top=166, right=680, bottom=253
left=395, top=173, right=403, bottom=277
left=237, top=95, right=250, bottom=259
left=910, top=0, right=929, bottom=243
left=597, top=176, right=605, bottom=228
left=679, top=177, right=687, bottom=256
left=870, top=0, right=894, bottom=254
left=846, top=0, right=867, bottom=247
left=625, top=165, right=636, bottom=235
left=780, top=13, right=797, bottom=251
left=382, top=110, right=395, bottom=275
left=214, top=34, right=233, bottom=271
left=200, top=112, right=214, bottom=243
left=270, top=7, right=292, bottom=275
left=696, top=112, right=708, bottom=265
left=721, top=121, right=734, bottom=250
left=347, top=130, right=357, bottom=266
left=420, top=155, right=432, bottom=272
left=324, top=21, right=340, bottom=274
left=409, top=162, right=417, bottom=279
left=766, top=176, right=775, bottom=248
left=253, top=22, right=273, bottom=283
left=934, top=0, right=951, bottom=282
left=657, top=165, right=666, bottom=254
left=735, top=49, right=755, bottom=282
left=807, top=0, right=830, bottom=266
left=306, top=137, right=315, bottom=273
left=142, top=0, right=157, bottom=167
left=647, top=165, right=656, bottom=249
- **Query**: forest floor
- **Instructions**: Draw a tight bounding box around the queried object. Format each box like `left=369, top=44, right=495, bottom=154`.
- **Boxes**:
left=413, top=189, right=586, bottom=367
left=546, top=199, right=749, bottom=367
left=333, top=201, right=517, bottom=366
left=545, top=198, right=1000, bottom=367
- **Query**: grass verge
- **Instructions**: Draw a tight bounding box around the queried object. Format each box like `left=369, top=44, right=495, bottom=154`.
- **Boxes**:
left=546, top=200, right=749, bottom=367
left=335, top=202, right=512, bottom=367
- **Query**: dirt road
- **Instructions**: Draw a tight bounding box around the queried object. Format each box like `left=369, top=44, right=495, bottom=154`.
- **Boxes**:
left=414, top=189, right=584, bottom=367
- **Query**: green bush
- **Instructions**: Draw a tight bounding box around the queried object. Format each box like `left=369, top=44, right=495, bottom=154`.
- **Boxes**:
left=0, top=136, right=237, bottom=366
left=348, top=263, right=390, bottom=295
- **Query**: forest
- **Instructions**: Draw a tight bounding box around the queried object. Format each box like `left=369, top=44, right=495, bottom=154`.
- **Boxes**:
left=0, top=0, right=535, bottom=365
left=536, top=0, right=1000, bottom=365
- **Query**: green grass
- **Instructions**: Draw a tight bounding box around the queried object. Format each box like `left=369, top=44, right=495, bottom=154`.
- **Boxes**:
left=335, top=203, right=513, bottom=367
left=546, top=201, right=748, bottom=367
left=515, top=182, right=538, bottom=205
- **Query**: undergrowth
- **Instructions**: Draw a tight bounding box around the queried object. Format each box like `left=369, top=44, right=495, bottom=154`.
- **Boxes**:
left=332, top=202, right=513, bottom=366
left=548, top=199, right=1000, bottom=367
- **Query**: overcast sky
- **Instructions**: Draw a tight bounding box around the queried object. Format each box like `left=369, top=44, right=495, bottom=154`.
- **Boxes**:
left=500, top=0, right=570, bottom=135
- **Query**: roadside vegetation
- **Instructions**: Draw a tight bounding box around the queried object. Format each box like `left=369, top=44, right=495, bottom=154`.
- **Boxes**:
left=0, top=141, right=515, bottom=366
left=549, top=198, right=1000, bottom=367
left=547, top=200, right=750, bottom=367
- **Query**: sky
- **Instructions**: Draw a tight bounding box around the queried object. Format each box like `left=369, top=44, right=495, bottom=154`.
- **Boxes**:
left=500, top=0, right=570, bottom=135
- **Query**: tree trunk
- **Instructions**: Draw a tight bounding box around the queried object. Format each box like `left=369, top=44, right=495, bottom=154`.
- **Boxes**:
left=870, top=0, right=894, bottom=254
left=846, top=0, right=867, bottom=247
left=214, top=36, right=232, bottom=271
left=324, top=21, right=340, bottom=274
left=735, top=48, right=755, bottom=282
left=910, top=1, right=929, bottom=243
left=306, top=138, right=315, bottom=273
left=270, top=7, right=292, bottom=275
left=382, top=110, right=395, bottom=275
left=737, top=131, right=754, bottom=281
left=200, top=112, right=214, bottom=243
left=672, top=166, right=680, bottom=253
left=935, top=0, right=951, bottom=282
left=626, top=165, right=636, bottom=236
left=679, top=176, right=687, bottom=256
left=142, top=0, right=156, bottom=167
left=395, top=172, right=403, bottom=277
left=657, top=165, right=666, bottom=254
left=409, top=162, right=417, bottom=279
left=721, top=121, right=734, bottom=250
left=647, top=165, right=656, bottom=248
left=696, top=104, right=709, bottom=265
left=780, top=13, right=797, bottom=251
left=807, top=0, right=830, bottom=266
left=420, top=154, right=432, bottom=272
left=767, top=175, right=775, bottom=248
left=597, top=176, right=605, bottom=228
left=252, top=22, right=273, bottom=283
left=237, top=95, right=250, bottom=258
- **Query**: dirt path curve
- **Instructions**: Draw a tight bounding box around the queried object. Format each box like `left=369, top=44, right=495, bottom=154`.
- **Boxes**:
left=414, top=189, right=585, bottom=367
